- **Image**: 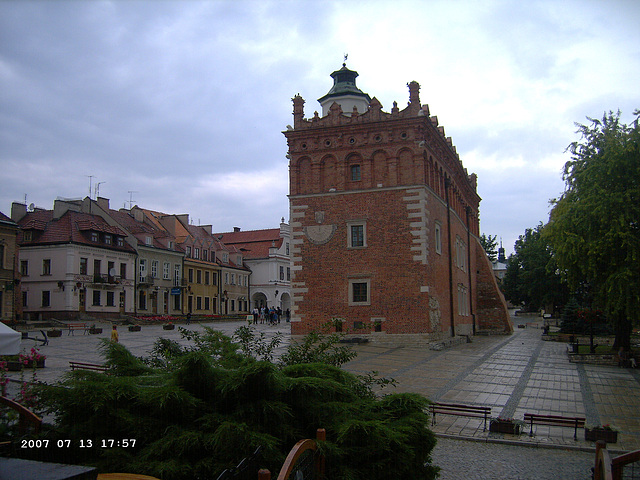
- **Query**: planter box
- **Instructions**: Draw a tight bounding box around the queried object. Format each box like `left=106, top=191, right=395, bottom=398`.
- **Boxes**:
left=6, top=358, right=46, bottom=370
left=128, top=325, right=142, bottom=332
left=89, top=328, right=103, bottom=334
left=490, top=420, right=521, bottom=435
left=585, top=428, right=618, bottom=443
left=162, top=324, right=175, bottom=330
left=48, top=329, right=63, bottom=337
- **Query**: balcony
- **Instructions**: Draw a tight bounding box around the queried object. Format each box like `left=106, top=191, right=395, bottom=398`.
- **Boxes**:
left=138, top=275, right=155, bottom=286
left=90, top=274, right=124, bottom=288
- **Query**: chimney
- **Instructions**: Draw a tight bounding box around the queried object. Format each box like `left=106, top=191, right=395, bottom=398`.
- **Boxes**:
left=11, top=203, right=27, bottom=222
left=234, top=227, right=241, bottom=233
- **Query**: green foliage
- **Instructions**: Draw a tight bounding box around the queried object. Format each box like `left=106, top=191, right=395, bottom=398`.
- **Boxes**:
left=545, top=109, right=640, bottom=347
left=479, top=233, right=498, bottom=262
left=279, top=325, right=357, bottom=367
left=501, top=224, right=568, bottom=312
left=30, top=328, right=438, bottom=480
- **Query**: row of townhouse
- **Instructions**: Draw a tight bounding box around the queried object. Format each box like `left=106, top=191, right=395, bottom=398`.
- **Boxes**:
left=4, top=196, right=290, bottom=322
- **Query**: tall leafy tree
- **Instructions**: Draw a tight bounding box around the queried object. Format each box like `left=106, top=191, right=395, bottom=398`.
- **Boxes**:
left=502, top=224, right=568, bottom=312
left=544, top=110, right=640, bottom=349
left=479, top=233, right=499, bottom=262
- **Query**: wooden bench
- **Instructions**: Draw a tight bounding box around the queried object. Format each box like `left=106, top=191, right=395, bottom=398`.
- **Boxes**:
left=524, top=413, right=585, bottom=440
left=70, top=361, right=109, bottom=373
left=429, top=402, right=492, bottom=431
left=66, top=323, right=88, bottom=335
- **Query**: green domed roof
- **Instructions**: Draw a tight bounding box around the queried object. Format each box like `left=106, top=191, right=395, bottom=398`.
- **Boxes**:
left=318, top=63, right=371, bottom=104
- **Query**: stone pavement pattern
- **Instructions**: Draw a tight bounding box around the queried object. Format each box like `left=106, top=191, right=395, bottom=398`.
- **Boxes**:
left=5, top=317, right=640, bottom=479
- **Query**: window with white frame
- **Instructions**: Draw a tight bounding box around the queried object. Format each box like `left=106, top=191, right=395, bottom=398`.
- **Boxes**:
left=174, top=264, right=181, bottom=286
left=163, top=262, right=170, bottom=280
left=349, top=279, right=371, bottom=306
left=151, top=260, right=158, bottom=279
left=435, top=222, right=442, bottom=255
left=194, top=248, right=200, bottom=259
left=347, top=221, right=367, bottom=248
left=42, top=291, right=51, bottom=307
left=139, top=259, right=147, bottom=282
left=42, top=259, right=51, bottom=275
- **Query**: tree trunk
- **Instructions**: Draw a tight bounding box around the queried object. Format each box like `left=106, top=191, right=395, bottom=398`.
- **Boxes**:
left=612, top=311, right=631, bottom=350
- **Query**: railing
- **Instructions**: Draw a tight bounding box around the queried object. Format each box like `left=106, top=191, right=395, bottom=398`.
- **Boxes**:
left=594, top=440, right=640, bottom=480
left=0, top=396, right=42, bottom=435
left=258, top=429, right=326, bottom=480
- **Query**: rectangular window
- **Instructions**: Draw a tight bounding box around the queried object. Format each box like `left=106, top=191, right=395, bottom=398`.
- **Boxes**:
left=20, top=260, right=28, bottom=276
left=286, top=242, right=290, bottom=255
left=349, top=279, right=371, bottom=306
left=351, top=164, right=361, bottom=181
left=92, top=290, right=101, bottom=306
left=174, top=265, right=181, bottom=286
left=117, top=237, right=125, bottom=247
left=204, top=297, right=210, bottom=311
left=202, top=250, right=208, bottom=261
left=23, top=231, right=33, bottom=242
left=42, top=291, right=50, bottom=307
left=196, top=269, right=202, bottom=284
left=196, top=296, right=202, bottom=310
left=80, top=258, right=88, bottom=275
left=348, top=222, right=366, bottom=248
left=42, top=259, right=51, bottom=275
left=194, top=248, right=200, bottom=260
left=94, top=259, right=101, bottom=276
left=91, top=232, right=98, bottom=242
left=22, top=291, right=28, bottom=308
left=139, top=259, right=147, bottom=282
left=163, top=262, right=170, bottom=280
left=104, top=234, right=112, bottom=245
left=151, top=260, right=158, bottom=279
left=120, top=263, right=127, bottom=280
left=187, top=268, right=193, bottom=283
left=185, top=246, right=191, bottom=258
left=225, top=273, right=229, bottom=285
left=280, top=266, right=285, bottom=281
left=287, top=267, right=290, bottom=281
left=107, top=291, right=115, bottom=307
left=435, top=222, right=442, bottom=255
left=205, top=271, right=210, bottom=285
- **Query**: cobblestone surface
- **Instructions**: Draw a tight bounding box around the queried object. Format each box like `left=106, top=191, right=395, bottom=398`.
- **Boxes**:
left=432, top=437, right=595, bottom=480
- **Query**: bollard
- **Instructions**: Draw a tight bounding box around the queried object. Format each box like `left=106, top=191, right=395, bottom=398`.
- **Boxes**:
left=258, top=468, right=271, bottom=480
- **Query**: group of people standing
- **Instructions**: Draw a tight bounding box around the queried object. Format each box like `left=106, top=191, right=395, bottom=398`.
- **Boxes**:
left=252, top=306, right=290, bottom=325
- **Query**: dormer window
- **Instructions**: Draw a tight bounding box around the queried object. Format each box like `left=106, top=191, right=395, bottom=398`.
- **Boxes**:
left=104, top=235, right=112, bottom=245
left=222, top=252, right=228, bottom=263
left=91, top=232, right=98, bottom=242
left=167, top=241, right=173, bottom=249
left=194, top=248, right=200, bottom=259
left=117, top=237, right=125, bottom=247
left=23, top=231, right=33, bottom=242
left=145, top=236, right=152, bottom=246
left=186, top=246, right=191, bottom=258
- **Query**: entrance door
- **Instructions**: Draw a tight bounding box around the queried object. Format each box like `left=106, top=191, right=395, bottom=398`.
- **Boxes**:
left=79, top=288, right=86, bottom=313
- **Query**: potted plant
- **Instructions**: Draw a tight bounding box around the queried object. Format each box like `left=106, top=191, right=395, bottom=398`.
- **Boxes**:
left=89, top=324, right=103, bottom=334
left=48, top=328, right=62, bottom=337
left=489, top=417, right=523, bottom=435
left=585, top=424, right=618, bottom=443
left=163, top=322, right=175, bottom=330
left=2, top=355, right=23, bottom=371
left=128, top=325, right=142, bottom=332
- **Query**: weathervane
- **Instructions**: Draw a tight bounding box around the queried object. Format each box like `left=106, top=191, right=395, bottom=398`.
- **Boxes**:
left=343, top=53, right=348, bottom=66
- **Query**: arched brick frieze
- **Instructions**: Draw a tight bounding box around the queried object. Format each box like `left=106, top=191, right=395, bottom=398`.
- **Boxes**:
left=320, top=155, right=338, bottom=192
left=295, top=156, right=312, bottom=195
left=372, top=150, right=389, bottom=187
left=398, top=148, right=415, bottom=186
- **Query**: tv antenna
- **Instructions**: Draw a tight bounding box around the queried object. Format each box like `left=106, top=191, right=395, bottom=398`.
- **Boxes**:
left=86, top=175, right=95, bottom=198
left=95, top=182, right=106, bottom=199
left=127, top=191, right=139, bottom=209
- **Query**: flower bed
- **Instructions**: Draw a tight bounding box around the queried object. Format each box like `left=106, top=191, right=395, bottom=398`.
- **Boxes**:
left=585, top=426, right=618, bottom=443
left=489, top=418, right=522, bottom=435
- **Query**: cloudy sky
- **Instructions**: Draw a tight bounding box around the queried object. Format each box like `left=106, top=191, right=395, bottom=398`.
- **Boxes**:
left=1, top=0, right=638, bottom=254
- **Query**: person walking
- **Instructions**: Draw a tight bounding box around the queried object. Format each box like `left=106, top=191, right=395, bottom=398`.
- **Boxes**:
left=110, top=325, right=119, bottom=343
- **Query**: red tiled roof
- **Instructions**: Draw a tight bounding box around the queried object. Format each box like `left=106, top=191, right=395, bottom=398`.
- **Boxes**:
left=216, top=228, right=283, bottom=259
left=17, top=210, right=135, bottom=252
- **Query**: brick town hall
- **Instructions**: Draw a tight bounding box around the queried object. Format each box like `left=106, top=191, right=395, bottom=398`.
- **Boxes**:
left=284, top=63, right=511, bottom=339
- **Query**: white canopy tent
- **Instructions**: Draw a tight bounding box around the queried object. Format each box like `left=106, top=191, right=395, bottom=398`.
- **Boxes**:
left=0, top=322, right=21, bottom=355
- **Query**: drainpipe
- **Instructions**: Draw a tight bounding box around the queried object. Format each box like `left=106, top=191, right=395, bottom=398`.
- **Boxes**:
left=444, top=176, right=455, bottom=338
left=465, top=206, right=475, bottom=335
